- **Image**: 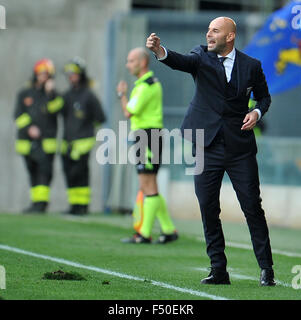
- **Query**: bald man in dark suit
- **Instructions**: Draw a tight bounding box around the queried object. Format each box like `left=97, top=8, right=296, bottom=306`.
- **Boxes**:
left=146, top=17, right=275, bottom=286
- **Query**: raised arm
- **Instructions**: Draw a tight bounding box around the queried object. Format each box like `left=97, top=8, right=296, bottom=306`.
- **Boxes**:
left=146, top=33, right=200, bottom=75
left=146, top=33, right=166, bottom=59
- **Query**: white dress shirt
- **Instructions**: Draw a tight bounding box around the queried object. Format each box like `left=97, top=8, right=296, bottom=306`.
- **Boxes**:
left=217, top=47, right=236, bottom=83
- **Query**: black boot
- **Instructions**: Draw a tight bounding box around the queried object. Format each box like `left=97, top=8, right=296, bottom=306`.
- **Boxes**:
left=23, top=202, right=47, bottom=214
left=65, top=205, right=88, bottom=216
left=73, top=205, right=88, bottom=215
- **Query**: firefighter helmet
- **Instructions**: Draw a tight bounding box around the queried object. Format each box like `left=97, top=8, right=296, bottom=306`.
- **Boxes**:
left=64, top=56, right=86, bottom=75
left=33, top=58, right=55, bottom=76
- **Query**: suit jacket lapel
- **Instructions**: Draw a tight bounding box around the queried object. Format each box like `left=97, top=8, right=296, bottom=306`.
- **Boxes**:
left=207, top=50, right=228, bottom=89
left=234, top=49, right=250, bottom=98
left=226, top=49, right=244, bottom=100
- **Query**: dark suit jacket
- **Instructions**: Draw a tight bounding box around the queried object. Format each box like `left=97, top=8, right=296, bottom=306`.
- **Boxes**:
left=161, top=45, right=271, bottom=154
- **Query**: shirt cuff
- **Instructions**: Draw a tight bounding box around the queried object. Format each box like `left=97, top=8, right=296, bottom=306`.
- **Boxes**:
left=254, top=108, right=261, bottom=121
left=156, top=46, right=168, bottom=61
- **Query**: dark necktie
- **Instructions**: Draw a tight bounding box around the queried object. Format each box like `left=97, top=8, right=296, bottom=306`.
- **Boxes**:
left=218, top=57, right=227, bottom=83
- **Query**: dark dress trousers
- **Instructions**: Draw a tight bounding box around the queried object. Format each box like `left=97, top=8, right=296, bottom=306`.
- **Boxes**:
left=161, top=45, right=273, bottom=270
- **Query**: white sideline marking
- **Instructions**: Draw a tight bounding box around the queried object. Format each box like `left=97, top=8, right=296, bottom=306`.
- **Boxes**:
left=0, top=244, right=229, bottom=301
left=196, top=237, right=301, bottom=258
left=226, top=241, right=301, bottom=259
left=195, top=267, right=291, bottom=288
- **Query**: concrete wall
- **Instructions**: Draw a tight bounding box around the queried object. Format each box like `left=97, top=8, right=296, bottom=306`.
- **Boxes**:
left=2, top=2, right=301, bottom=229
left=169, top=181, right=301, bottom=229
left=0, top=0, right=130, bottom=212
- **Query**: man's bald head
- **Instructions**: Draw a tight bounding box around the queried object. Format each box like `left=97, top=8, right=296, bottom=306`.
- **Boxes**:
left=211, top=17, right=236, bottom=34
left=126, top=47, right=150, bottom=77
left=206, top=16, right=237, bottom=55
left=129, top=47, right=150, bottom=66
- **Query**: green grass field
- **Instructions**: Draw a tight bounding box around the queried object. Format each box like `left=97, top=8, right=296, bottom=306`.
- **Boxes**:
left=0, top=212, right=300, bottom=300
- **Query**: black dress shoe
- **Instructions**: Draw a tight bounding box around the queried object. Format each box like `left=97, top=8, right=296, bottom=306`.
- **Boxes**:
left=201, top=268, right=231, bottom=285
left=260, top=268, right=276, bottom=286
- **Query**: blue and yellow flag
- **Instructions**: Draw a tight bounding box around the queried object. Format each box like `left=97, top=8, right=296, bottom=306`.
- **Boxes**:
left=244, top=0, right=301, bottom=95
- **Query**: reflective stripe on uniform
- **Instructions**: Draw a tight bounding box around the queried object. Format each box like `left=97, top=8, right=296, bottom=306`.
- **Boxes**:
left=47, top=96, right=64, bottom=113
left=60, top=140, right=69, bottom=155
left=30, top=185, right=50, bottom=202
left=70, top=137, right=95, bottom=160
left=67, top=187, right=91, bottom=205
left=15, top=140, right=32, bottom=155
left=42, top=138, right=57, bottom=154
left=15, top=113, right=32, bottom=129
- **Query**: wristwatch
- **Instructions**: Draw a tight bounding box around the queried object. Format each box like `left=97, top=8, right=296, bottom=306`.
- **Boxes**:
left=117, top=92, right=125, bottom=99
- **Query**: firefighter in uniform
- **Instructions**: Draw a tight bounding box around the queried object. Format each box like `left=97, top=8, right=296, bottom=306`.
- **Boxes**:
left=61, top=57, right=106, bottom=215
left=14, top=58, right=63, bottom=213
